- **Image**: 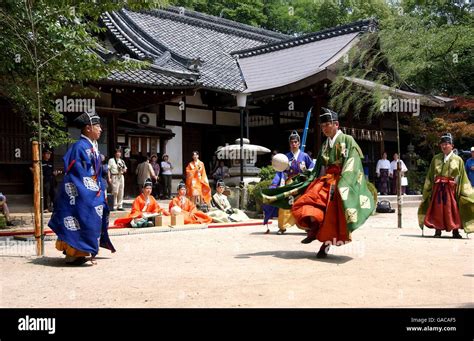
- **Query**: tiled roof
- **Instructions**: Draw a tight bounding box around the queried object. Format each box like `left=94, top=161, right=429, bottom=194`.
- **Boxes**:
left=235, top=20, right=378, bottom=93
left=101, top=7, right=291, bottom=92
left=232, top=19, right=377, bottom=58
left=106, top=68, right=197, bottom=88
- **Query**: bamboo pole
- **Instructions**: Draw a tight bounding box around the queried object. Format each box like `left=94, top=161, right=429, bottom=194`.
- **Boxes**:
left=32, top=141, right=43, bottom=255
left=396, top=112, right=402, bottom=228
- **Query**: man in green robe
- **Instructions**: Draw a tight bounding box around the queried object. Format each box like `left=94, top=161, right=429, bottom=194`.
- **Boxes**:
left=262, top=108, right=374, bottom=258
left=418, top=133, right=474, bottom=238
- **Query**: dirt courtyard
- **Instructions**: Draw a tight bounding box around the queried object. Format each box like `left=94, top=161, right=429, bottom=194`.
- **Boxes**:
left=0, top=207, right=472, bottom=308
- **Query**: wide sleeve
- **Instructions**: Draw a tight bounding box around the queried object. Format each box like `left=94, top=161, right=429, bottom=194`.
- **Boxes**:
left=375, top=160, right=381, bottom=175
left=401, top=160, right=408, bottom=172
left=187, top=199, right=197, bottom=213
left=417, top=156, right=436, bottom=228
left=169, top=198, right=177, bottom=212
left=337, top=136, right=374, bottom=231
left=456, top=158, right=474, bottom=233
left=305, top=154, right=315, bottom=170
left=270, top=172, right=283, bottom=188
left=150, top=197, right=169, bottom=216
left=129, top=197, right=144, bottom=219
left=200, top=161, right=209, bottom=183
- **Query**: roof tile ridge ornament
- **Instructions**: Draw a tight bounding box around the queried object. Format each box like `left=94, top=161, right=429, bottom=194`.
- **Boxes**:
left=231, top=18, right=379, bottom=59
left=141, top=7, right=285, bottom=43
left=161, top=5, right=290, bottom=40
left=117, top=9, right=199, bottom=70
left=101, top=12, right=145, bottom=60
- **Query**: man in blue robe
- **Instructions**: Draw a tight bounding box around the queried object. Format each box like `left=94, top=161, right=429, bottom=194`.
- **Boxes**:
left=265, top=130, right=314, bottom=234
left=49, top=111, right=115, bottom=265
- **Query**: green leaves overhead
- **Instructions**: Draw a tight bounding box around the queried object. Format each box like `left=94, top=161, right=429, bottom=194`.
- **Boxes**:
left=0, top=0, right=167, bottom=147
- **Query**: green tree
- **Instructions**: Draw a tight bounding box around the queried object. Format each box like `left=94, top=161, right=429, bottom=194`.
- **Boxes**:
left=380, top=1, right=474, bottom=96
left=170, top=0, right=267, bottom=27
left=0, top=0, right=166, bottom=148
left=329, top=0, right=474, bottom=120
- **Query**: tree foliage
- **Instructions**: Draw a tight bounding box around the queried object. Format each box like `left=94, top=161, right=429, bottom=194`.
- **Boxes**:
left=0, top=0, right=167, bottom=147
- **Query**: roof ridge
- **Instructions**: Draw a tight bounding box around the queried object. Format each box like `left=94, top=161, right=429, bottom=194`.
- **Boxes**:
left=118, top=9, right=200, bottom=69
left=232, top=19, right=378, bottom=58
left=101, top=11, right=199, bottom=81
left=163, top=6, right=290, bottom=40
left=141, top=7, right=288, bottom=43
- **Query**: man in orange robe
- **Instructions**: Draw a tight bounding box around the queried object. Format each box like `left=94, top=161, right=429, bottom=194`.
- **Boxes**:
left=169, top=182, right=212, bottom=224
left=185, top=151, right=211, bottom=205
left=114, top=178, right=169, bottom=227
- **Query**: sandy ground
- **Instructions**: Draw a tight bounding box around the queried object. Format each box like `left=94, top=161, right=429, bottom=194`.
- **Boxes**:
left=0, top=207, right=472, bottom=308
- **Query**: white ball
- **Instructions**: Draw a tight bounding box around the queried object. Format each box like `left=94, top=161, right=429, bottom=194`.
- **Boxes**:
left=272, top=153, right=289, bottom=172
left=171, top=206, right=182, bottom=216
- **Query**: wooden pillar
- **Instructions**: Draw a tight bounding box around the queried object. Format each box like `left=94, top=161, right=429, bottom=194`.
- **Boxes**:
left=181, top=96, right=186, bottom=177
left=109, top=112, right=117, bottom=157
left=379, top=117, right=384, bottom=154
left=314, top=95, right=322, bottom=152
left=32, top=141, right=43, bottom=256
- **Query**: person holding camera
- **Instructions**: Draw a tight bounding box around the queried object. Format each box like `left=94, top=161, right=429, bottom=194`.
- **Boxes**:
left=108, top=147, right=127, bottom=211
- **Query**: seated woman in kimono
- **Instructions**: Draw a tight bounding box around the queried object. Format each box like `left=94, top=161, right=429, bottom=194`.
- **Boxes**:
left=114, top=178, right=169, bottom=228
left=169, top=182, right=212, bottom=224
left=208, top=180, right=249, bottom=223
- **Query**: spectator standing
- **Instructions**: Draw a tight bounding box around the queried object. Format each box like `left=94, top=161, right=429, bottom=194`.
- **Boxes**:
left=150, top=154, right=161, bottom=198
left=135, top=155, right=157, bottom=195
left=390, top=153, right=408, bottom=195
left=376, top=152, right=391, bottom=195
left=161, top=154, right=173, bottom=199
left=41, top=148, right=60, bottom=212
left=108, top=147, right=127, bottom=211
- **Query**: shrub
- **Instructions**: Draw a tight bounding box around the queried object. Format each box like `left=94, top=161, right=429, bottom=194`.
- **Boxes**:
left=247, top=179, right=272, bottom=212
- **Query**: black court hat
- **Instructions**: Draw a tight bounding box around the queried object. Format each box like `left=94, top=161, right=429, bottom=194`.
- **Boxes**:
left=289, top=130, right=300, bottom=142
left=73, top=110, right=100, bottom=128
left=177, top=181, right=186, bottom=191
left=319, top=107, right=338, bottom=124
left=440, top=133, right=453, bottom=145
left=143, top=178, right=153, bottom=188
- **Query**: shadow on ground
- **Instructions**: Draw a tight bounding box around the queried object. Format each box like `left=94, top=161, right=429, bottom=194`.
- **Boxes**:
left=27, top=256, right=110, bottom=267
left=400, top=234, right=469, bottom=240
left=250, top=231, right=307, bottom=236
left=235, top=250, right=352, bottom=264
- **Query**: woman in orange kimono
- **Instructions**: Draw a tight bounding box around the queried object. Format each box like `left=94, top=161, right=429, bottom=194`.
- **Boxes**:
left=169, top=182, right=212, bottom=224
left=114, top=179, right=169, bottom=227
left=185, top=151, right=211, bottom=205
